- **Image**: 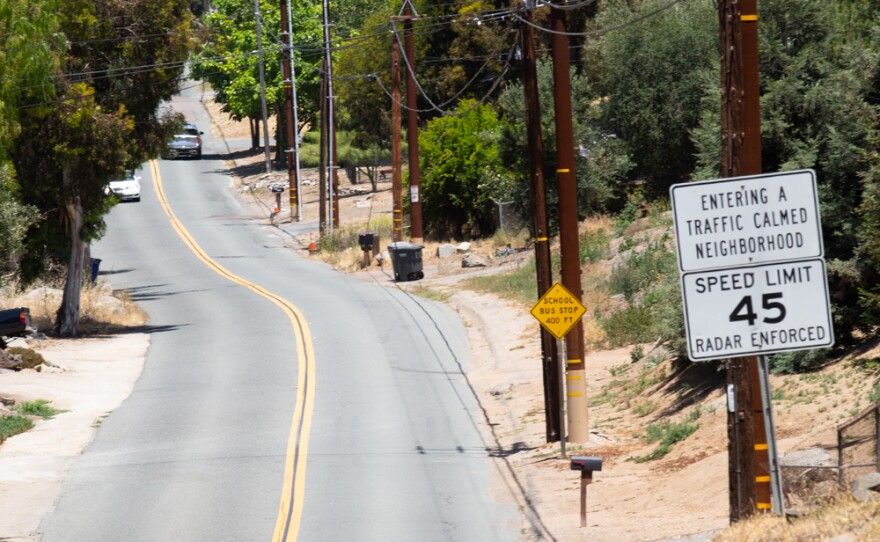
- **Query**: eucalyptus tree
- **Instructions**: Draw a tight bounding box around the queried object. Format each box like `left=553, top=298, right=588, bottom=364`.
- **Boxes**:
left=12, top=0, right=195, bottom=335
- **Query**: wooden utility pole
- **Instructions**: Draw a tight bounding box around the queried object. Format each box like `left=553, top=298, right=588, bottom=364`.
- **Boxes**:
left=322, top=0, right=337, bottom=233
left=253, top=0, right=272, bottom=174
left=332, top=107, right=340, bottom=228
left=720, top=0, right=770, bottom=521
left=521, top=3, right=561, bottom=443
left=281, top=0, right=303, bottom=221
left=280, top=0, right=299, bottom=221
left=391, top=35, right=404, bottom=243
left=402, top=1, right=423, bottom=243
left=549, top=1, right=588, bottom=444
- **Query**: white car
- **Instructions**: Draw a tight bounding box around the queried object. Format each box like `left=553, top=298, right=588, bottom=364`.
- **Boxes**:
left=107, top=173, right=141, bottom=202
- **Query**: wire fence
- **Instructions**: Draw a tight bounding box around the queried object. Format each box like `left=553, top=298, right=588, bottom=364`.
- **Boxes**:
left=494, top=200, right=527, bottom=235
left=837, top=403, right=880, bottom=486
left=777, top=403, right=880, bottom=507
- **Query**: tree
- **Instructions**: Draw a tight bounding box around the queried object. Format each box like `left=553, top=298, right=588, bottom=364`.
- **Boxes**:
left=594, top=0, right=718, bottom=196
left=336, top=0, right=518, bottom=154
left=0, top=0, right=61, bottom=166
left=15, top=84, right=133, bottom=334
left=692, top=0, right=880, bottom=345
left=416, top=1, right=517, bottom=108
left=191, top=0, right=323, bottom=152
left=12, top=0, right=195, bottom=334
left=419, top=99, right=508, bottom=239
left=498, top=59, right=631, bottom=231
left=60, top=0, right=195, bottom=166
left=336, top=6, right=396, bottom=150
left=0, top=165, right=39, bottom=281
left=0, top=0, right=58, bottom=283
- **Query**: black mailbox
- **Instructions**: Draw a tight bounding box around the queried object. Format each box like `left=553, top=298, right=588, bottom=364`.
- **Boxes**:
left=570, top=456, right=602, bottom=472
left=271, top=184, right=286, bottom=193
left=358, top=232, right=375, bottom=251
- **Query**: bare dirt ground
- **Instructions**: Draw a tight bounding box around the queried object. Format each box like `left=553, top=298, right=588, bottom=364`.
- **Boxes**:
left=3, top=95, right=879, bottom=541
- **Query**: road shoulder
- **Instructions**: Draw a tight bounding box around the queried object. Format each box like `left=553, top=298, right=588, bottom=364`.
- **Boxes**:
left=0, top=334, right=148, bottom=541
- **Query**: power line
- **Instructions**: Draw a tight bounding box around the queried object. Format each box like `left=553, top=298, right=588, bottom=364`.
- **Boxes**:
left=516, top=0, right=689, bottom=37
left=9, top=0, right=694, bottom=114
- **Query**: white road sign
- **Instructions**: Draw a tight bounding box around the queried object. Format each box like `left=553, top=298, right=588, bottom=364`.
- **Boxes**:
left=680, top=259, right=834, bottom=361
left=670, top=170, right=823, bottom=272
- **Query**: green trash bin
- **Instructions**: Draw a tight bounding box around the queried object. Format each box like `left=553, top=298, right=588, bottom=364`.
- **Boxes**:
left=388, top=242, right=424, bottom=282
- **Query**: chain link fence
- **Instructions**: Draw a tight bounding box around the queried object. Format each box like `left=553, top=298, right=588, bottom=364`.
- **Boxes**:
left=837, top=403, right=880, bottom=486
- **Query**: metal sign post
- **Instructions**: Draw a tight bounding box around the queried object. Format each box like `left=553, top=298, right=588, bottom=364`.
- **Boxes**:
left=671, top=169, right=831, bottom=518
left=757, top=355, right=784, bottom=515
left=530, top=282, right=586, bottom=458
left=558, top=337, right=567, bottom=458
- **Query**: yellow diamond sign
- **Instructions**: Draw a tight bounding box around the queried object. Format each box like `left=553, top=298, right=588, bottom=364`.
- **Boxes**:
left=530, top=282, right=587, bottom=339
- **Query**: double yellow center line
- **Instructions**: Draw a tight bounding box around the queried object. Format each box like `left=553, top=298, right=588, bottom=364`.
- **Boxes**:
left=149, top=160, right=314, bottom=541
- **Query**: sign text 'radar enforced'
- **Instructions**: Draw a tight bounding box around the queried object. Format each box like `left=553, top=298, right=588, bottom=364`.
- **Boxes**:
left=670, top=170, right=823, bottom=272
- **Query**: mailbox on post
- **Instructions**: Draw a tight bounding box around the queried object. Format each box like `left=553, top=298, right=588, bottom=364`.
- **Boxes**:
left=358, top=232, right=374, bottom=251
left=570, top=456, right=602, bottom=472
left=358, top=232, right=375, bottom=267
left=270, top=184, right=285, bottom=217
left=570, top=455, right=602, bottom=528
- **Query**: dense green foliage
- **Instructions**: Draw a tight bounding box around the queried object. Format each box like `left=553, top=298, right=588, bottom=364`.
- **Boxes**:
left=1, top=0, right=194, bottom=333
left=0, top=415, right=33, bottom=444
left=191, top=0, right=323, bottom=151
left=498, top=60, right=631, bottom=229
left=419, top=100, right=509, bottom=238
left=595, top=0, right=718, bottom=194
left=0, top=165, right=39, bottom=280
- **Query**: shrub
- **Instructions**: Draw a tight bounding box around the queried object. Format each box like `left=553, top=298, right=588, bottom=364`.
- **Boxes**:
left=770, top=349, right=832, bottom=374
left=634, top=408, right=701, bottom=462
left=0, top=415, right=33, bottom=444
left=5, top=347, right=46, bottom=369
left=580, top=228, right=611, bottom=264
left=15, top=399, right=62, bottom=419
left=419, top=100, right=509, bottom=239
left=607, top=237, right=676, bottom=302
left=599, top=234, right=686, bottom=357
left=630, top=344, right=645, bottom=362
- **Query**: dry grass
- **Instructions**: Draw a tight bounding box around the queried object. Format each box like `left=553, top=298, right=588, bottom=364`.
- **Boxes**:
left=0, top=279, right=147, bottom=335
left=713, top=496, right=880, bottom=541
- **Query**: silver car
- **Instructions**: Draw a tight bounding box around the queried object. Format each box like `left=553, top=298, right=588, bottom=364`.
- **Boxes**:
left=164, top=123, right=203, bottom=159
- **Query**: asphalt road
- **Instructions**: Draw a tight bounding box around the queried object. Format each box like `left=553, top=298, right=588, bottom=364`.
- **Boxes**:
left=39, top=86, right=520, bottom=541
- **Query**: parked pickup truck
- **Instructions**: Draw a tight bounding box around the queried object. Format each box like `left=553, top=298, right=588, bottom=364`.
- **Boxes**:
left=0, top=307, right=32, bottom=347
